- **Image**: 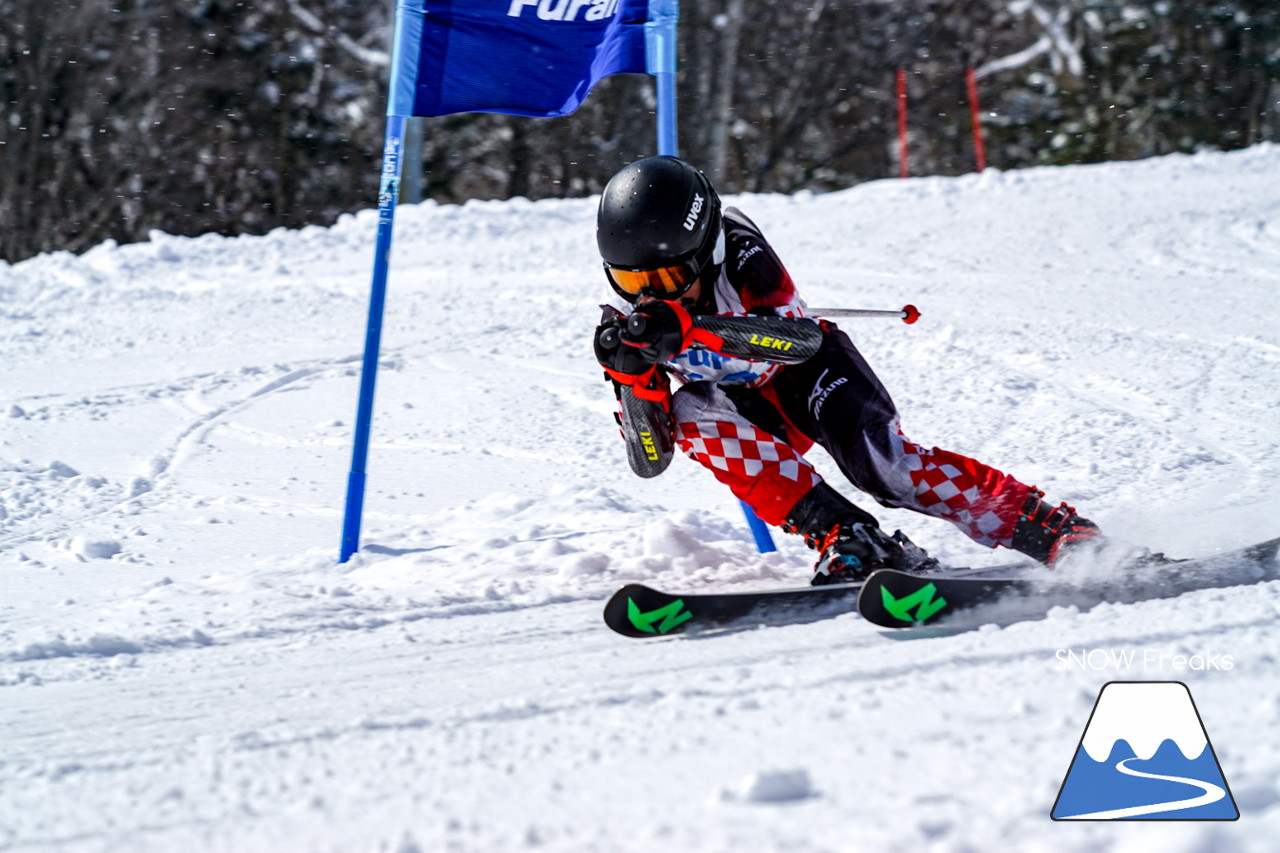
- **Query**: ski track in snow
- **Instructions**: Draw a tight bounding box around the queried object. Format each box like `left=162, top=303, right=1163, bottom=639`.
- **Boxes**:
left=0, top=356, right=367, bottom=550
left=2, top=148, right=1280, bottom=852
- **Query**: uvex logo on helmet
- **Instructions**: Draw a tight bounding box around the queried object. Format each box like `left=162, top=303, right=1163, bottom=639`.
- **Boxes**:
left=683, top=194, right=704, bottom=232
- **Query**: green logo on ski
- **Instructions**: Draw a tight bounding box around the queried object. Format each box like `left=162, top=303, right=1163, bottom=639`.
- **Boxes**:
left=881, top=582, right=948, bottom=623
left=627, top=597, right=693, bottom=634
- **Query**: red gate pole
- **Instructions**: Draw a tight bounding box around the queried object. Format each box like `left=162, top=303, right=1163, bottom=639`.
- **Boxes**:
left=965, top=67, right=986, bottom=173
left=896, top=68, right=909, bottom=178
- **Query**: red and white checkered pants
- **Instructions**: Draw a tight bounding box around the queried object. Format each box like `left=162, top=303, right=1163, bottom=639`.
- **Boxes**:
left=873, top=424, right=1034, bottom=547
left=670, top=327, right=1035, bottom=549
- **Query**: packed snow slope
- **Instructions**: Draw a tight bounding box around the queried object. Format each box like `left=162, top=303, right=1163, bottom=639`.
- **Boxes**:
left=2, top=147, right=1280, bottom=852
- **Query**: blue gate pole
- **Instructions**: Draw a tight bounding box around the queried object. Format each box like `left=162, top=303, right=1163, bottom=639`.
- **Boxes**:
left=646, top=0, right=776, bottom=554
left=339, top=116, right=406, bottom=564
left=340, top=0, right=422, bottom=563
left=645, top=0, right=679, bottom=157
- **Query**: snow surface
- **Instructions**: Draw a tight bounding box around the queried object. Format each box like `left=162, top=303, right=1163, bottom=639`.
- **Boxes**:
left=2, top=147, right=1280, bottom=852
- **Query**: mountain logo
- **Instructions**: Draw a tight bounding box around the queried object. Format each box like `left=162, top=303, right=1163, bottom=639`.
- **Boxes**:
left=1052, top=681, right=1238, bottom=821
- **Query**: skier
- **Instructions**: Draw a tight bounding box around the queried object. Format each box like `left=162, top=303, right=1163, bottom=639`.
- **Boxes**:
left=592, top=155, right=1106, bottom=585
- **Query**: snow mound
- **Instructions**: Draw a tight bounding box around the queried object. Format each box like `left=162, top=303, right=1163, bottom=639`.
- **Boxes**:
left=724, top=768, right=817, bottom=804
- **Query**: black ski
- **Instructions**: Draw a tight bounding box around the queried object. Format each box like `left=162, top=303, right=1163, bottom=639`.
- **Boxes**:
left=603, top=581, right=864, bottom=638
left=605, top=536, right=1280, bottom=637
left=856, top=570, right=1032, bottom=628
left=858, top=535, right=1280, bottom=629
left=602, top=564, right=1028, bottom=638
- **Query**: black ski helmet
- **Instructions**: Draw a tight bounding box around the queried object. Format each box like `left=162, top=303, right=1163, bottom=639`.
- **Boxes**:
left=597, top=156, right=722, bottom=301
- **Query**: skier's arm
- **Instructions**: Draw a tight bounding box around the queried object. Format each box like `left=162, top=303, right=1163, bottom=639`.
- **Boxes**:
left=619, top=301, right=821, bottom=365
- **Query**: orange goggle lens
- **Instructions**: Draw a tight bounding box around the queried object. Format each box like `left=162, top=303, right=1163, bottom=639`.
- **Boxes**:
left=605, top=262, right=697, bottom=300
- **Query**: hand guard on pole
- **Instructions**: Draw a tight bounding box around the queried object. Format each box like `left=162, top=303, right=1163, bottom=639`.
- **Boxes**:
left=595, top=306, right=675, bottom=477
left=619, top=301, right=825, bottom=365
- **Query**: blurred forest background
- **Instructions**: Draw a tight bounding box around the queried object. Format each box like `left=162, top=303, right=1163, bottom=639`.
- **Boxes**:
left=3, top=0, right=1278, bottom=263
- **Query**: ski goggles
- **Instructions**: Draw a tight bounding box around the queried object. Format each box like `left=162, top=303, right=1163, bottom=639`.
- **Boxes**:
left=604, top=231, right=726, bottom=303
left=605, top=261, right=701, bottom=302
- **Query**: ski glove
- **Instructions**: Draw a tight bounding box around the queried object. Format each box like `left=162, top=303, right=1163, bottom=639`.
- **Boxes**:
left=594, top=305, right=678, bottom=404
left=595, top=315, right=653, bottom=380
left=619, top=301, right=694, bottom=365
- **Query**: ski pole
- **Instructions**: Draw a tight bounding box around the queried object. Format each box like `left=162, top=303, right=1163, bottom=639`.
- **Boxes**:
left=807, top=305, right=920, bottom=324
